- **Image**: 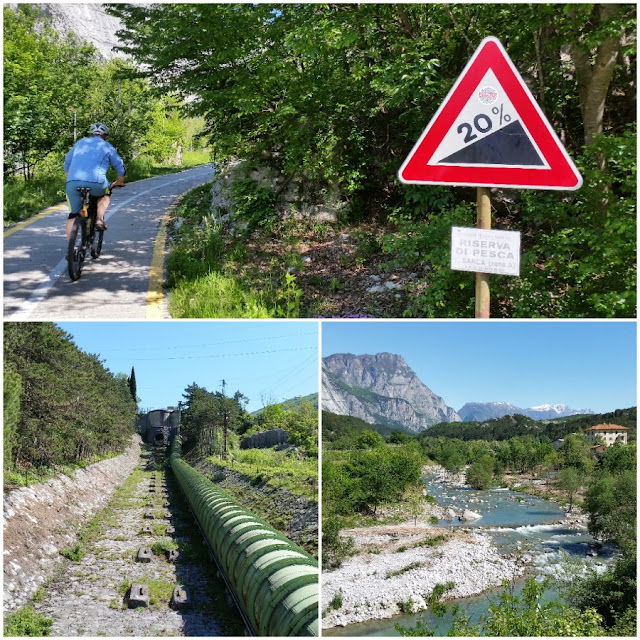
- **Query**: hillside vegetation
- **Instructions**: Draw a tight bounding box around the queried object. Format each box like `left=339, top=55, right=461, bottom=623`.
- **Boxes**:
left=3, top=323, right=138, bottom=487
left=424, top=407, right=637, bottom=442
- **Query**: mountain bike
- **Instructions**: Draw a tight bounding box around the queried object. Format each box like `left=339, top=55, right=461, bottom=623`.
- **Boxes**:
left=67, top=184, right=120, bottom=281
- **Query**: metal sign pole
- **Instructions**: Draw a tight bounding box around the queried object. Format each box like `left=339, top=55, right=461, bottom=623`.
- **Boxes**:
left=475, top=187, right=491, bottom=318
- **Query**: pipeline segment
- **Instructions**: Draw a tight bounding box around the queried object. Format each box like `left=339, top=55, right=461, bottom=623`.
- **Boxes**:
left=169, top=437, right=319, bottom=636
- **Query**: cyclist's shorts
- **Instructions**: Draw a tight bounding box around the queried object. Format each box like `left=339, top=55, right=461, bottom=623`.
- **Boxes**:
left=66, top=179, right=110, bottom=216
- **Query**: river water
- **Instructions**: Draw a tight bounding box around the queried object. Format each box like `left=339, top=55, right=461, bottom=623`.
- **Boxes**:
left=325, top=473, right=616, bottom=637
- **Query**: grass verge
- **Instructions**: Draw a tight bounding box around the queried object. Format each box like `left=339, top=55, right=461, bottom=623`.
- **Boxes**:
left=165, top=183, right=305, bottom=318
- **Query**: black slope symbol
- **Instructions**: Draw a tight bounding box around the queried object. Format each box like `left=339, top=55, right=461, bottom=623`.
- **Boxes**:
left=439, top=120, right=545, bottom=166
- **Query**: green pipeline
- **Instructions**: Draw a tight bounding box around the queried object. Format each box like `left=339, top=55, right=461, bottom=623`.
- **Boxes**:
left=169, top=437, right=318, bottom=636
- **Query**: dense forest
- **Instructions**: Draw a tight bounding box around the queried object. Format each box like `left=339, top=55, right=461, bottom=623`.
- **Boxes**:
left=424, top=406, right=637, bottom=441
left=3, top=323, right=138, bottom=486
left=104, top=3, right=636, bottom=318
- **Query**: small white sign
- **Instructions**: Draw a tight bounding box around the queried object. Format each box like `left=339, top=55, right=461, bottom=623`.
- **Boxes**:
left=451, top=227, right=520, bottom=276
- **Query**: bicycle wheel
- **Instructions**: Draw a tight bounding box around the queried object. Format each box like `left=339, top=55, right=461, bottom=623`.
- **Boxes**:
left=67, top=218, right=86, bottom=281
left=91, top=227, right=104, bottom=259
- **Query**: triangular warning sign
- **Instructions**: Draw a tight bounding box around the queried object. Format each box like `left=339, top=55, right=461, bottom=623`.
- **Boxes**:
left=399, top=37, right=582, bottom=190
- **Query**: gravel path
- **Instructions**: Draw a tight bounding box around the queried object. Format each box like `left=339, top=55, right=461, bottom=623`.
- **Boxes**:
left=32, top=447, right=244, bottom=636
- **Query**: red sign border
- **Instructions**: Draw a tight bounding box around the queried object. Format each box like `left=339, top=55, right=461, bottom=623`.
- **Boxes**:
left=398, top=37, right=583, bottom=190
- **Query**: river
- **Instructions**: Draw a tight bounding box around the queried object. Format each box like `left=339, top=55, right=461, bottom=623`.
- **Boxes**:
left=324, top=472, right=616, bottom=636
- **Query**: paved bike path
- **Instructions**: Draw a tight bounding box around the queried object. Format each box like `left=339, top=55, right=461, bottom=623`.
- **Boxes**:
left=3, top=165, right=214, bottom=320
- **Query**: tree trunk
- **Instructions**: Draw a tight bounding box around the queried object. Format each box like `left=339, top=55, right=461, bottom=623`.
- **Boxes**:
left=569, top=4, right=624, bottom=148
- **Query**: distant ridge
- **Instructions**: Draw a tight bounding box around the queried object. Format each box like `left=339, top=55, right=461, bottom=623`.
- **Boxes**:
left=458, top=401, right=593, bottom=422
left=251, top=393, right=318, bottom=416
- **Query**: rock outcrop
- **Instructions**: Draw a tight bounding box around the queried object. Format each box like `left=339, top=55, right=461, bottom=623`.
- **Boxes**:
left=322, top=353, right=460, bottom=432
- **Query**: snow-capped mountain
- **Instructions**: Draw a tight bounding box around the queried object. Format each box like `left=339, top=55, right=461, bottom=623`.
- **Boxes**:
left=458, top=401, right=593, bottom=422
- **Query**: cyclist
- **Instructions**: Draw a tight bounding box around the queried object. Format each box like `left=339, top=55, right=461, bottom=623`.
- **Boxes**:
left=63, top=122, right=126, bottom=238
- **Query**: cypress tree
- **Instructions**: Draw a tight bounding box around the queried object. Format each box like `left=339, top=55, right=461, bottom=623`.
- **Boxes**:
left=128, top=366, right=137, bottom=402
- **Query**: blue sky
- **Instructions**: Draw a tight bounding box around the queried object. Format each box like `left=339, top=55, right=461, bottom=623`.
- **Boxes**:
left=321, top=321, right=637, bottom=414
left=57, top=321, right=318, bottom=413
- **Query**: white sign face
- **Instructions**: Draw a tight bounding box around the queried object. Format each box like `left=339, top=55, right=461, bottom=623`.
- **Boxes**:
left=451, top=227, right=520, bottom=276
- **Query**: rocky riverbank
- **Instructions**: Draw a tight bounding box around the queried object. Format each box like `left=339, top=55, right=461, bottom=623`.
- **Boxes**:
left=322, top=525, right=526, bottom=629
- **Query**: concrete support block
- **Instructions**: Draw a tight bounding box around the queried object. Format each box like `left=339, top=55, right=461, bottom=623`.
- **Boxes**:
left=144, top=511, right=155, bottom=519
left=128, top=583, right=150, bottom=608
left=165, top=525, right=176, bottom=535
left=163, top=501, right=170, bottom=508
left=137, top=547, right=153, bottom=563
left=167, top=549, right=180, bottom=562
left=171, top=585, right=191, bottom=610
left=141, top=525, right=153, bottom=534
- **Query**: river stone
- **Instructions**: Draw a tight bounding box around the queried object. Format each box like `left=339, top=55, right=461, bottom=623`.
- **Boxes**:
left=460, top=509, right=482, bottom=521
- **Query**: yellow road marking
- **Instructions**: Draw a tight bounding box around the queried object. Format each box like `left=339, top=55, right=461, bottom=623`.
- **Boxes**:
left=146, top=214, right=170, bottom=318
left=3, top=203, right=67, bottom=238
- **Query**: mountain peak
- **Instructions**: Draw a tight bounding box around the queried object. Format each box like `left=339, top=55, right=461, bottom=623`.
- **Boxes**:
left=322, top=352, right=460, bottom=432
left=459, top=402, right=593, bottom=422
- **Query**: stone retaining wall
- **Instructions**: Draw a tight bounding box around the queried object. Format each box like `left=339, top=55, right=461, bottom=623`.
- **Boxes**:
left=3, top=436, right=142, bottom=613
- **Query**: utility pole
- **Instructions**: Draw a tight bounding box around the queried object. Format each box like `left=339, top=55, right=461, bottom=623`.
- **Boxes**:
left=221, top=379, right=228, bottom=460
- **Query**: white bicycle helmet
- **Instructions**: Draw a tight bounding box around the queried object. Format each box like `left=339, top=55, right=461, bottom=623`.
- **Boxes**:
left=90, top=122, right=110, bottom=136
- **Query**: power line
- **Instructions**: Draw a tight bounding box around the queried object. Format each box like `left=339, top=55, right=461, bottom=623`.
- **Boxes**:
left=109, top=345, right=316, bottom=363
left=84, top=331, right=318, bottom=354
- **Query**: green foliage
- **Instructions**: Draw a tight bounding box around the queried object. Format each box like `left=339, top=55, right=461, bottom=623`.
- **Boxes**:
left=555, top=467, right=583, bottom=512
left=128, top=366, right=137, bottom=403
left=330, top=590, right=343, bottom=610
left=166, top=183, right=300, bottom=318
left=213, top=447, right=318, bottom=501
left=59, top=542, right=84, bottom=562
left=322, top=411, right=397, bottom=448
left=249, top=401, right=318, bottom=456
left=465, top=455, right=495, bottom=490
left=3, top=5, right=99, bottom=180
left=324, top=444, right=423, bottom=517
left=3, top=604, right=53, bottom=637
left=229, top=178, right=278, bottom=232
left=322, top=516, right=354, bottom=569
left=560, top=433, right=595, bottom=474
left=150, top=539, right=178, bottom=556
left=355, top=429, right=385, bottom=449
left=180, top=382, right=249, bottom=457
left=563, top=555, right=637, bottom=635
left=584, top=469, right=636, bottom=555
left=426, top=408, right=637, bottom=444
left=397, top=578, right=605, bottom=637
left=3, top=323, right=137, bottom=483
left=3, top=369, right=21, bottom=472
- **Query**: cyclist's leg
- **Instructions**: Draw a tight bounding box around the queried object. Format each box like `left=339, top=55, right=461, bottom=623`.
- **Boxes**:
left=90, top=180, right=111, bottom=230
left=65, top=182, right=84, bottom=238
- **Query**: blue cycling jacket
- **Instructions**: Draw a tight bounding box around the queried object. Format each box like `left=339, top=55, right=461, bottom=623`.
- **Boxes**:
left=64, top=136, right=125, bottom=183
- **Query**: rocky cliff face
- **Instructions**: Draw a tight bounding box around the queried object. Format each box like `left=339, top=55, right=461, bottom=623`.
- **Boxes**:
left=322, top=353, right=460, bottom=432
left=458, top=401, right=593, bottom=422
left=37, top=4, right=124, bottom=60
